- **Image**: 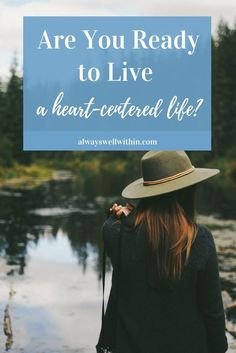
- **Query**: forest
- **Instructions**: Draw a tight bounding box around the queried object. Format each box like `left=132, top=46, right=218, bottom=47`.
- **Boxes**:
left=0, top=21, right=235, bottom=188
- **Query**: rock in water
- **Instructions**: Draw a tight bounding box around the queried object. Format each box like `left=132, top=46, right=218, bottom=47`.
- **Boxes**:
left=3, top=304, right=13, bottom=338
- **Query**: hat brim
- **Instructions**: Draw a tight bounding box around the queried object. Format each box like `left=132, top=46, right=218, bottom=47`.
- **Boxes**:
left=122, top=168, right=220, bottom=199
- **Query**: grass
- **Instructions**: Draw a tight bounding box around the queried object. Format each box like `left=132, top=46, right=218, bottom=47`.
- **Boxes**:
left=0, top=154, right=235, bottom=190
left=0, top=163, right=54, bottom=188
left=0, top=156, right=128, bottom=188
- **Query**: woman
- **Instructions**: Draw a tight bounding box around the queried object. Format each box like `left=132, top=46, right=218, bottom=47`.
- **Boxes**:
left=96, top=151, right=228, bottom=353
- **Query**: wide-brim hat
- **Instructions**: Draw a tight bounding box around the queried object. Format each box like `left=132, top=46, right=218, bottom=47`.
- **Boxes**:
left=122, top=151, right=220, bottom=200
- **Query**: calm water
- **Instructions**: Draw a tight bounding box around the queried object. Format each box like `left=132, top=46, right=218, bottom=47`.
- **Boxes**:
left=0, top=176, right=235, bottom=352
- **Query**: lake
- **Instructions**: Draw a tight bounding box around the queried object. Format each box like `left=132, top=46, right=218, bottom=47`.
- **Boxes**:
left=0, top=175, right=235, bottom=352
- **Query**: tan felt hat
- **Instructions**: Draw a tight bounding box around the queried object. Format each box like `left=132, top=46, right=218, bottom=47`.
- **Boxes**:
left=122, top=151, right=219, bottom=200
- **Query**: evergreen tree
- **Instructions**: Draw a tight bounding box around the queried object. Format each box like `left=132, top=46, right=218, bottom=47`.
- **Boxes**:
left=0, top=79, right=13, bottom=166
left=4, top=57, right=30, bottom=163
left=213, top=21, right=236, bottom=156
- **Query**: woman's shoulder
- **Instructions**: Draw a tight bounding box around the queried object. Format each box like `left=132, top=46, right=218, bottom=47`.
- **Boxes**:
left=187, top=223, right=217, bottom=270
left=195, top=223, right=216, bottom=250
left=102, top=213, right=121, bottom=238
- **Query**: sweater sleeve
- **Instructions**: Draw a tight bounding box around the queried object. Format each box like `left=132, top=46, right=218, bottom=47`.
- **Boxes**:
left=196, top=227, right=228, bottom=353
left=102, top=213, right=121, bottom=267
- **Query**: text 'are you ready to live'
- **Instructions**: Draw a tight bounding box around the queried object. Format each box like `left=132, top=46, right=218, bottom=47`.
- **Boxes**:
left=37, top=29, right=199, bottom=82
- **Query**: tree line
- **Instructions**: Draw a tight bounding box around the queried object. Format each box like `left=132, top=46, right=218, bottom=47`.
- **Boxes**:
left=0, top=21, right=235, bottom=167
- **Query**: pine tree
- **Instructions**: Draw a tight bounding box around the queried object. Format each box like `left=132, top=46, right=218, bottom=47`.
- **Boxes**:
left=0, top=79, right=14, bottom=166
left=5, top=57, right=26, bottom=163
left=213, top=21, right=236, bottom=156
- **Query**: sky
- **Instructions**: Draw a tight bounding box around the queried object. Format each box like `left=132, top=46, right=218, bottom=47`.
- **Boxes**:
left=0, top=0, right=235, bottom=78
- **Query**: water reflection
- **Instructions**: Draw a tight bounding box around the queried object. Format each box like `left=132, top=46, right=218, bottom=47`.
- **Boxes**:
left=0, top=179, right=115, bottom=278
left=0, top=177, right=235, bottom=277
left=0, top=179, right=117, bottom=352
left=0, top=178, right=235, bottom=352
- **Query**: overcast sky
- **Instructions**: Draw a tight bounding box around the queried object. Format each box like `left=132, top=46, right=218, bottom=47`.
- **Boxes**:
left=0, top=0, right=235, bottom=78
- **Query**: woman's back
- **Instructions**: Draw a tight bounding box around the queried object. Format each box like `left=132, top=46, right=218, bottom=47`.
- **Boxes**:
left=101, top=213, right=228, bottom=353
left=96, top=151, right=228, bottom=353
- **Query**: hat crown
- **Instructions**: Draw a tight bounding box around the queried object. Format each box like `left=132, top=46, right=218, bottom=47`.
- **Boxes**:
left=141, top=151, right=192, bottom=182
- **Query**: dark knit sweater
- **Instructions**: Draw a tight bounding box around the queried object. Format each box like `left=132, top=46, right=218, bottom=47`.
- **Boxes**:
left=98, top=212, right=228, bottom=353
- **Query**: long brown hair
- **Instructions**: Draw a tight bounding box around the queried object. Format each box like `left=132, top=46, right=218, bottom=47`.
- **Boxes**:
left=134, top=185, right=197, bottom=282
